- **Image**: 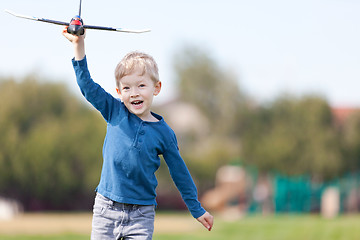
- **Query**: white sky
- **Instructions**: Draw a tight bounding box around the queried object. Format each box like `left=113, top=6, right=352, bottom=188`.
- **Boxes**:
left=1, top=0, right=360, bottom=106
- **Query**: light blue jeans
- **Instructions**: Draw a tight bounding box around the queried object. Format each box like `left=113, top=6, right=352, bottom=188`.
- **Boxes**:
left=91, top=193, right=155, bottom=240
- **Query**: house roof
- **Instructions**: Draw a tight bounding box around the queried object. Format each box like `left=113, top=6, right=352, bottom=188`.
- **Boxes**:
left=331, top=107, right=360, bottom=126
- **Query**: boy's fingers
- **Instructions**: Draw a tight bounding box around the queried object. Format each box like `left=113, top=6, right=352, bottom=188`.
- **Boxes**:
left=202, top=219, right=212, bottom=231
left=197, top=212, right=214, bottom=231
left=62, top=26, right=68, bottom=35
left=203, top=221, right=211, bottom=230
left=62, top=27, right=73, bottom=41
left=205, top=216, right=213, bottom=231
left=199, top=219, right=207, bottom=229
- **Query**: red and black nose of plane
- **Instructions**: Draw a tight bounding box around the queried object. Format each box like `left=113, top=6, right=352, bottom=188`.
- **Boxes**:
left=67, top=15, right=84, bottom=36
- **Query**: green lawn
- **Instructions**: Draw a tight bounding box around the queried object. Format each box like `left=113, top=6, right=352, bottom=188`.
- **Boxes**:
left=0, top=235, right=88, bottom=240
left=156, top=214, right=360, bottom=240
left=0, top=214, right=359, bottom=240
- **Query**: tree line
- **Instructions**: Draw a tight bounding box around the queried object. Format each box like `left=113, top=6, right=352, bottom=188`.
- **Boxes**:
left=172, top=46, right=360, bottom=187
left=1, top=47, right=360, bottom=210
left=0, top=76, right=105, bottom=210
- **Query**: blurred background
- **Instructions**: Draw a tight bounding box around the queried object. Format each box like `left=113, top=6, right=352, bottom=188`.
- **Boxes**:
left=1, top=0, right=360, bottom=239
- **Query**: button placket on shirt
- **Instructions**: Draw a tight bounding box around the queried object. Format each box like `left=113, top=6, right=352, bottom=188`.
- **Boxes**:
left=134, top=122, right=145, bottom=149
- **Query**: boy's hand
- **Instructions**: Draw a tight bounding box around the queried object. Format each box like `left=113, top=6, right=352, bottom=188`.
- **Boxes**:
left=197, top=211, right=214, bottom=231
left=62, top=26, right=85, bottom=43
left=62, top=26, right=85, bottom=60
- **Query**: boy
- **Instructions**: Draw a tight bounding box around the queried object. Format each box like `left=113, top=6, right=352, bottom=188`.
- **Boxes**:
left=62, top=27, right=213, bottom=240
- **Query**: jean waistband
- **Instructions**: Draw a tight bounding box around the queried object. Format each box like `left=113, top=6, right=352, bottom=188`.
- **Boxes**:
left=96, top=192, right=147, bottom=209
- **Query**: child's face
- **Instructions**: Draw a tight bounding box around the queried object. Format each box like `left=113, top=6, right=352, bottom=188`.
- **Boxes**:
left=116, top=68, right=161, bottom=121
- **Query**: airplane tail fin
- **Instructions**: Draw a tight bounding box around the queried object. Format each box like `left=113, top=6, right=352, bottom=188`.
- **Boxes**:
left=78, top=0, right=82, bottom=17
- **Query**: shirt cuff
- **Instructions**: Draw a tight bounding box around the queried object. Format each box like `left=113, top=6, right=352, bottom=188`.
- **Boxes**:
left=72, top=55, right=87, bottom=67
left=191, top=207, right=206, bottom=219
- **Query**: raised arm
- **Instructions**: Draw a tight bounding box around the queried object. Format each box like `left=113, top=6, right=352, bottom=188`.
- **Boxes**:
left=62, top=27, right=119, bottom=122
left=62, top=26, right=85, bottom=60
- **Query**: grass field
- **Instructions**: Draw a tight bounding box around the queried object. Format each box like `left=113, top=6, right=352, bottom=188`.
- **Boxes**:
left=0, top=212, right=359, bottom=240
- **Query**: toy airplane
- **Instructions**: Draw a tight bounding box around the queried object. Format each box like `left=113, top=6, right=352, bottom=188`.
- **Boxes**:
left=4, top=0, right=150, bottom=35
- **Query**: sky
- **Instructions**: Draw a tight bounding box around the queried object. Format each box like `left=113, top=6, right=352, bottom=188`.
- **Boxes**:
left=1, top=0, right=360, bottom=107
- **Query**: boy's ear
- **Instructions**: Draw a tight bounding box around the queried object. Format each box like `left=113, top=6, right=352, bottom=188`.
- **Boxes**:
left=154, top=81, right=162, bottom=96
left=116, top=88, right=123, bottom=100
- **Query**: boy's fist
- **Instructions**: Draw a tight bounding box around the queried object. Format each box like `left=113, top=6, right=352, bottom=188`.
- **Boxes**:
left=62, top=26, right=85, bottom=43
left=197, top=211, right=214, bottom=231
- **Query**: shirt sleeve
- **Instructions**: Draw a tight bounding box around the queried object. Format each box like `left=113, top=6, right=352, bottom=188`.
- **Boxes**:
left=72, top=56, right=118, bottom=122
left=162, top=134, right=206, bottom=219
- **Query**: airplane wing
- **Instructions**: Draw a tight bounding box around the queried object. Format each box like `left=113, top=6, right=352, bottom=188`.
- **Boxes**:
left=5, top=9, right=69, bottom=26
left=83, top=24, right=151, bottom=33
left=5, top=9, right=150, bottom=34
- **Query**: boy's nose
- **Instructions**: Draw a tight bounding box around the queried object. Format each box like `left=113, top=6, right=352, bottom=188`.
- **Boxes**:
left=130, top=89, right=139, bottom=97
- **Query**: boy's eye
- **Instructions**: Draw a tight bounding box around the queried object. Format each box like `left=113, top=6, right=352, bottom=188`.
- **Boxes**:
left=122, top=86, right=130, bottom=90
left=139, top=84, right=146, bottom=88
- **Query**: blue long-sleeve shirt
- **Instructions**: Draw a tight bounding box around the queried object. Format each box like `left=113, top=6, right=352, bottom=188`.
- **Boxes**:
left=72, top=56, right=205, bottom=218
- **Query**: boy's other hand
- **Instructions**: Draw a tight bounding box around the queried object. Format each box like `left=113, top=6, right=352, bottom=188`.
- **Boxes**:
left=197, top=211, right=214, bottom=231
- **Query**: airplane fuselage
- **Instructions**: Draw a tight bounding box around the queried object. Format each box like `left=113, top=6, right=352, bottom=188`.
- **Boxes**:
left=67, top=15, right=84, bottom=36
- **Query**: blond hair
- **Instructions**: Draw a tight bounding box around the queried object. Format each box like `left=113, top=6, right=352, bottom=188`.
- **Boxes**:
left=115, top=51, right=159, bottom=88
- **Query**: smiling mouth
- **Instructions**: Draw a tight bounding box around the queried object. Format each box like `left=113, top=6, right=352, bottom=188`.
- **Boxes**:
left=131, top=100, right=144, bottom=106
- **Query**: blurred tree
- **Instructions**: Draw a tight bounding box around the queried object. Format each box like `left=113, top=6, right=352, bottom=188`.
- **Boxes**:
left=341, top=111, right=360, bottom=172
left=242, top=95, right=343, bottom=180
left=0, top=76, right=105, bottom=210
left=173, top=46, right=249, bottom=138
left=170, top=46, right=251, bottom=189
